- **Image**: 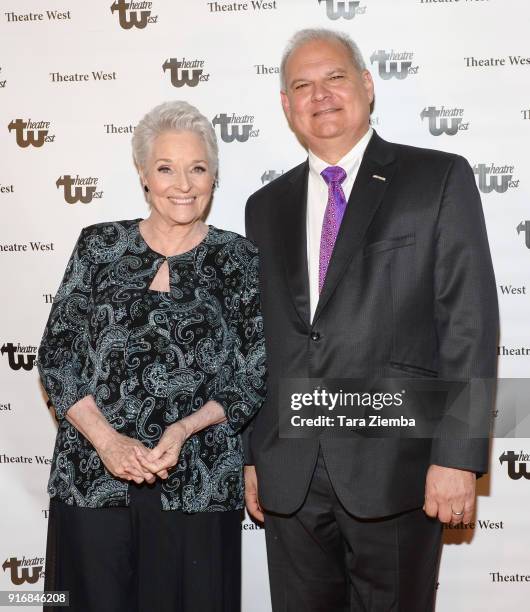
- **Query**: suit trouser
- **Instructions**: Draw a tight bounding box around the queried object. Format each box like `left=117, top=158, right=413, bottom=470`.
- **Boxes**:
left=44, top=481, right=242, bottom=612
left=264, top=450, right=442, bottom=612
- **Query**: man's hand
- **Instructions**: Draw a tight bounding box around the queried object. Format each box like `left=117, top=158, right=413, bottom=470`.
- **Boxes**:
left=244, top=465, right=264, bottom=522
left=423, top=464, right=476, bottom=524
left=96, top=431, right=155, bottom=484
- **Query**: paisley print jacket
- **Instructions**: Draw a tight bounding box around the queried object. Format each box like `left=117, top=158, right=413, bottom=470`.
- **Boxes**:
left=38, top=219, right=266, bottom=512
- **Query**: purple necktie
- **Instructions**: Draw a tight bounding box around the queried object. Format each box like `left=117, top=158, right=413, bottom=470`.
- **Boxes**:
left=319, top=165, right=347, bottom=292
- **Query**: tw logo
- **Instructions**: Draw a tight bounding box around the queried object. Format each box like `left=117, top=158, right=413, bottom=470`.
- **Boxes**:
left=8, top=119, right=55, bottom=148
left=1, top=343, right=36, bottom=371
left=2, top=557, right=43, bottom=586
left=110, top=0, right=158, bottom=29
left=516, top=221, right=530, bottom=249
left=499, top=450, right=530, bottom=480
left=318, top=0, right=366, bottom=20
left=261, top=170, right=284, bottom=185
left=473, top=164, right=519, bottom=194
left=420, top=107, right=469, bottom=136
left=56, top=175, right=102, bottom=204
left=212, top=113, right=259, bottom=143
left=370, top=50, right=419, bottom=80
left=162, top=58, right=209, bottom=88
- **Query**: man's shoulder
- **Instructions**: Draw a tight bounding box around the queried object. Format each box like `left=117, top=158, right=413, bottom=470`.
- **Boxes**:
left=247, top=161, right=307, bottom=206
left=385, top=138, right=467, bottom=171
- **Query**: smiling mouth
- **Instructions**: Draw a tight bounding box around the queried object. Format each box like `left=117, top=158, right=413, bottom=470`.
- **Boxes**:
left=313, top=108, right=341, bottom=117
left=168, top=196, right=196, bottom=205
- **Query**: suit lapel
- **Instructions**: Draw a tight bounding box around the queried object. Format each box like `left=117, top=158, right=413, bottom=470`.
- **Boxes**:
left=312, top=132, right=397, bottom=324
left=279, top=161, right=311, bottom=329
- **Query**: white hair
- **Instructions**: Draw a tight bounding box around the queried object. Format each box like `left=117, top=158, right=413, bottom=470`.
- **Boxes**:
left=280, top=28, right=366, bottom=90
left=132, top=100, right=218, bottom=176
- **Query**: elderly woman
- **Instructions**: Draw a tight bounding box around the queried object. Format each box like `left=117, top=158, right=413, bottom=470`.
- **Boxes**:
left=38, top=101, right=266, bottom=612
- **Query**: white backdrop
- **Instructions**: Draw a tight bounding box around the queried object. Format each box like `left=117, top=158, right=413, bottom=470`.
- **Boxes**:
left=1, top=1, right=529, bottom=610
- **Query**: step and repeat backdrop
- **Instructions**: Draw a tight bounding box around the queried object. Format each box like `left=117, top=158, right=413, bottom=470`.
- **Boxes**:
left=1, top=1, right=529, bottom=610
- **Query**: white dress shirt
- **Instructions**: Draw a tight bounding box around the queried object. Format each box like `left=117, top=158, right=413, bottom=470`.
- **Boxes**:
left=306, top=128, right=373, bottom=322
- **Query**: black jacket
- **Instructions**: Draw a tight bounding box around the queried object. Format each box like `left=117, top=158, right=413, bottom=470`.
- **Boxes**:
left=245, top=132, right=498, bottom=518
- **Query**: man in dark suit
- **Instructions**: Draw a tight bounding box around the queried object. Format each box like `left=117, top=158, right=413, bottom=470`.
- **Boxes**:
left=244, top=28, right=498, bottom=611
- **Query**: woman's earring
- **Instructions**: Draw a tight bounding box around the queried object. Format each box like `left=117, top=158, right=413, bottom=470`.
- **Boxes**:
left=144, top=185, right=149, bottom=193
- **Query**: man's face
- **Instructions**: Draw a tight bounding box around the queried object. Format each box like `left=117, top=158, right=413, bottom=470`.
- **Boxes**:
left=281, top=38, right=374, bottom=153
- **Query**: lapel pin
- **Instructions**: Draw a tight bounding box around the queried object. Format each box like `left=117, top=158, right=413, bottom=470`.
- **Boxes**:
left=372, top=174, right=386, bottom=182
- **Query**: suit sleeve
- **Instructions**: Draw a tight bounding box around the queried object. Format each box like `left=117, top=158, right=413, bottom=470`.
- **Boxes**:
left=37, top=228, right=94, bottom=420
left=210, top=232, right=267, bottom=436
left=430, top=156, right=499, bottom=473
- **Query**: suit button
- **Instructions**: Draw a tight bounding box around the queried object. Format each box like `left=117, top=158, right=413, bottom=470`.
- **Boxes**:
left=310, top=332, right=321, bottom=341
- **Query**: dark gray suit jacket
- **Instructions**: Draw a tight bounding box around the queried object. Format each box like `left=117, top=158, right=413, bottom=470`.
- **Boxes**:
left=244, top=131, right=498, bottom=518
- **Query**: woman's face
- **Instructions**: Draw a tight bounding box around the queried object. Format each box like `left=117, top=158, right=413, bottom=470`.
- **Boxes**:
left=141, top=130, right=214, bottom=228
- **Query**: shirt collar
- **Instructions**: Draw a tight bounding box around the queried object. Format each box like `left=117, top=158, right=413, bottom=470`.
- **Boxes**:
left=308, top=127, right=373, bottom=183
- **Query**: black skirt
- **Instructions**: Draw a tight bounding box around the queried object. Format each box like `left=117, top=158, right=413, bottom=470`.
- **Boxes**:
left=44, top=481, right=243, bottom=612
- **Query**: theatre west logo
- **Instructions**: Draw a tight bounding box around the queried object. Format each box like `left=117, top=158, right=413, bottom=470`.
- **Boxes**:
left=465, top=55, right=530, bottom=69
left=8, top=119, right=55, bottom=148
left=499, top=450, right=530, bottom=480
left=242, top=514, right=263, bottom=531
left=212, top=113, right=259, bottom=143
left=370, top=50, right=419, bottom=80
left=207, top=2, right=278, bottom=12
left=2, top=556, right=44, bottom=585
left=473, top=163, right=519, bottom=194
left=162, top=58, right=209, bottom=88
left=110, top=0, right=158, bottom=29
left=490, top=571, right=530, bottom=583
left=443, top=518, right=504, bottom=531
left=318, top=0, right=367, bottom=20
left=1, top=343, right=37, bottom=371
left=261, top=170, right=284, bottom=185
left=420, top=106, right=469, bottom=136
left=56, top=175, right=103, bottom=204
left=254, top=64, right=279, bottom=76
left=516, top=221, right=530, bottom=249
left=4, top=10, right=71, bottom=23
left=105, top=123, right=135, bottom=134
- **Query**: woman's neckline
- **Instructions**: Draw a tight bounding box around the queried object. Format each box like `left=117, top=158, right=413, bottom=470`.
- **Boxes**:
left=135, top=219, right=212, bottom=259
